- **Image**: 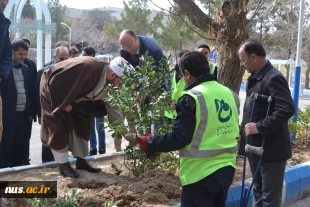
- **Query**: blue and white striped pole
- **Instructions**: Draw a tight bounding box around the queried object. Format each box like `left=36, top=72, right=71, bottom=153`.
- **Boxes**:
left=290, top=0, right=305, bottom=141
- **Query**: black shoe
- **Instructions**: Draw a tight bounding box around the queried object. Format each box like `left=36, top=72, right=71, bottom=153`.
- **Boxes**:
left=22, top=158, right=31, bottom=165
left=98, top=148, right=106, bottom=154
left=22, top=161, right=30, bottom=165
left=59, top=162, right=79, bottom=178
left=89, top=148, right=97, bottom=156
left=76, top=157, right=101, bottom=173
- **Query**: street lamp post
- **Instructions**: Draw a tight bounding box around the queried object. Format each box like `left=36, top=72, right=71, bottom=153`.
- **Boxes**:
left=61, top=22, right=71, bottom=47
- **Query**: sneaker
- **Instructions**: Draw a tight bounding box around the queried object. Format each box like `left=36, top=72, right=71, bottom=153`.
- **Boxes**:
left=89, top=148, right=97, bottom=156
left=99, top=148, right=106, bottom=154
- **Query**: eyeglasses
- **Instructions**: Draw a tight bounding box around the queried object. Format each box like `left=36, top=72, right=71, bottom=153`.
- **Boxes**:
left=59, top=57, right=68, bottom=62
left=121, top=38, right=136, bottom=50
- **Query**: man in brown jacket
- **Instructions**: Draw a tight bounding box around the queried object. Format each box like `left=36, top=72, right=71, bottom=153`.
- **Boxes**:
left=40, top=56, right=133, bottom=178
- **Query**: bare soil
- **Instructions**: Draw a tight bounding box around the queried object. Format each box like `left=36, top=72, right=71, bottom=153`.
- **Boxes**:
left=1, top=144, right=310, bottom=207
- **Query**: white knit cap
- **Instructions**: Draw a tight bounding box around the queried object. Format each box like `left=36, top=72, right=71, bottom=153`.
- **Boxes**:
left=110, top=57, right=134, bottom=77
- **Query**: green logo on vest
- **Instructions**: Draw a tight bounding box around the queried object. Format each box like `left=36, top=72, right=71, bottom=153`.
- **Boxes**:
left=214, top=99, right=232, bottom=123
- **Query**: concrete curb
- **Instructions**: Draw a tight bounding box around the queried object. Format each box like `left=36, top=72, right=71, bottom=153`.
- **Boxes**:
left=0, top=151, right=125, bottom=176
left=172, top=161, right=310, bottom=207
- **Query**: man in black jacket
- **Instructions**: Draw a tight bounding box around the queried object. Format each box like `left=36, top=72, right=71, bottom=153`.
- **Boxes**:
left=0, top=0, right=12, bottom=141
left=239, top=39, right=295, bottom=207
left=0, top=40, right=35, bottom=168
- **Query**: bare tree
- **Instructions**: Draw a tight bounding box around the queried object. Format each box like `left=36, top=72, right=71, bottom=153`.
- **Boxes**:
left=259, top=0, right=310, bottom=87
left=259, top=0, right=301, bottom=58
left=70, top=18, right=114, bottom=53
left=68, top=9, right=114, bottom=53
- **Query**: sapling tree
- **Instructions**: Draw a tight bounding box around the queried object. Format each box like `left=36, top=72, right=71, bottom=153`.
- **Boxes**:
left=104, top=54, right=179, bottom=175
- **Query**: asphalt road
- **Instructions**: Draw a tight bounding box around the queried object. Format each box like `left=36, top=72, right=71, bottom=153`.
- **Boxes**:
left=29, top=90, right=310, bottom=165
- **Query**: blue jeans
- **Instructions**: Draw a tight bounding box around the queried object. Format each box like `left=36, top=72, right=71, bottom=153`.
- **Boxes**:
left=89, top=117, right=106, bottom=149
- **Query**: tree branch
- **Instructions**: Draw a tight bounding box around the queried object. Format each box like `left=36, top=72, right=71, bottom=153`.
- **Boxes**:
left=149, top=0, right=217, bottom=40
left=173, top=0, right=220, bottom=34
left=177, top=12, right=217, bottom=41
left=246, top=0, right=266, bottom=23
left=149, top=0, right=177, bottom=15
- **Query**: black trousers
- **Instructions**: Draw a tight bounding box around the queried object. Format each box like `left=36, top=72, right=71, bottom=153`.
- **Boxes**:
left=41, top=144, right=55, bottom=163
left=181, top=166, right=235, bottom=207
left=248, top=157, right=286, bottom=207
left=22, top=120, right=33, bottom=165
left=0, top=111, right=30, bottom=168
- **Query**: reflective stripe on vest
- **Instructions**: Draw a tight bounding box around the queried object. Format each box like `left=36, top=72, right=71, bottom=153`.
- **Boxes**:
left=209, top=63, right=216, bottom=75
left=229, top=88, right=240, bottom=115
left=171, top=71, right=186, bottom=102
left=179, top=88, right=238, bottom=158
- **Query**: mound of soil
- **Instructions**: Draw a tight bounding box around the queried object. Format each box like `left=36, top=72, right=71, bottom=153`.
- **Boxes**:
left=0, top=156, right=181, bottom=207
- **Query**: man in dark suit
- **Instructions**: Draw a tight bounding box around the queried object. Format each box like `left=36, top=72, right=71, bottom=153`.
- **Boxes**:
left=43, top=41, right=69, bottom=67
left=119, top=30, right=163, bottom=68
left=22, top=38, right=37, bottom=165
left=119, top=30, right=168, bottom=133
left=0, top=39, right=35, bottom=168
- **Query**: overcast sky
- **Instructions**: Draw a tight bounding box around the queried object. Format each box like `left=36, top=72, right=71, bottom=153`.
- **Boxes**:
left=43, top=0, right=173, bottom=10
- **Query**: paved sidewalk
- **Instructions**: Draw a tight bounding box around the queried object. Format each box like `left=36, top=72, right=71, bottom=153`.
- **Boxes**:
left=29, top=122, right=128, bottom=165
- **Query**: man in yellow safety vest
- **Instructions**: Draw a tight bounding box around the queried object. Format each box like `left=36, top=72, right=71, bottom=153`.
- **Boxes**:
left=137, top=51, right=240, bottom=207
left=164, top=50, right=188, bottom=120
